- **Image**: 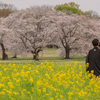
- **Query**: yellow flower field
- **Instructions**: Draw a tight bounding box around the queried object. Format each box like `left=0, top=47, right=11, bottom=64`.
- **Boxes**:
left=0, top=61, right=100, bottom=100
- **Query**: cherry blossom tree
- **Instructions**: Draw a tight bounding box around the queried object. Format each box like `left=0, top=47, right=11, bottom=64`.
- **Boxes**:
left=2, top=5, right=100, bottom=60
left=44, top=11, right=100, bottom=58
left=3, top=6, right=54, bottom=60
left=0, top=18, right=15, bottom=60
left=56, top=15, right=100, bottom=58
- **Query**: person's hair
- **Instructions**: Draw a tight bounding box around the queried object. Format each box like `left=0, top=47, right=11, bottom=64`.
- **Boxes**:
left=92, top=39, right=99, bottom=46
left=98, top=42, right=100, bottom=47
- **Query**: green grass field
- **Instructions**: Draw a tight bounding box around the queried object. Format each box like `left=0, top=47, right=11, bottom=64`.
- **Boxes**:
left=0, top=48, right=86, bottom=65
left=0, top=48, right=99, bottom=100
left=0, top=56, right=85, bottom=65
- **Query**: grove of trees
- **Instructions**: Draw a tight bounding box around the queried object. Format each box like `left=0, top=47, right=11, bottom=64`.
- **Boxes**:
left=0, top=2, right=100, bottom=60
left=0, top=2, right=17, bottom=17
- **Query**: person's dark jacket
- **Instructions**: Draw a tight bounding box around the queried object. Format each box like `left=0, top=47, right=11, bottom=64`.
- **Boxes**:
left=86, top=46, right=100, bottom=76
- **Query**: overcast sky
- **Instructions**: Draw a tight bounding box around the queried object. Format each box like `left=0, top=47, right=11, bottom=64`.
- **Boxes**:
left=1, top=0, right=100, bottom=15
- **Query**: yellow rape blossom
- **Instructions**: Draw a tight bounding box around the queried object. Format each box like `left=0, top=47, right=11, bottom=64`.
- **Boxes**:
left=37, top=89, right=41, bottom=95
left=43, top=88, right=46, bottom=92
left=0, top=92, right=5, bottom=95
left=0, top=62, right=99, bottom=100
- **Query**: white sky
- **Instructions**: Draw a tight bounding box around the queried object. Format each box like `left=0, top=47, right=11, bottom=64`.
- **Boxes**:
left=1, top=0, right=100, bottom=15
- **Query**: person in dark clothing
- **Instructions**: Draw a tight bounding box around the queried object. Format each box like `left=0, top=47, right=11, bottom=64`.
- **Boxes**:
left=86, top=39, right=100, bottom=77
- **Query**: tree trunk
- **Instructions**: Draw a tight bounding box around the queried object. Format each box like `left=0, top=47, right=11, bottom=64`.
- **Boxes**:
left=65, top=46, right=70, bottom=59
left=31, top=50, right=39, bottom=61
left=0, top=43, right=8, bottom=60
left=33, top=53, right=39, bottom=61
left=2, top=53, right=8, bottom=60
left=33, top=54, right=36, bottom=60
left=12, top=54, right=17, bottom=58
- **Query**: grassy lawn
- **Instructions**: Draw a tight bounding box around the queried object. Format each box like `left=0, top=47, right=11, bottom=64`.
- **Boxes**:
left=0, top=56, right=86, bottom=65
left=0, top=48, right=86, bottom=65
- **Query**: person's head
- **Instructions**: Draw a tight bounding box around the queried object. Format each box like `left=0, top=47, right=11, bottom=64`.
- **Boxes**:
left=92, top=39, right=99, bottom=47
left=98, top=42, right=100, bottom=48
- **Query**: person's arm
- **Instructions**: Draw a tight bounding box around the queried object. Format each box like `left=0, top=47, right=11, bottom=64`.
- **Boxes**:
left=86, top=52, right=89, bottom=71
